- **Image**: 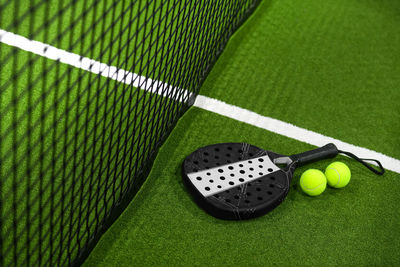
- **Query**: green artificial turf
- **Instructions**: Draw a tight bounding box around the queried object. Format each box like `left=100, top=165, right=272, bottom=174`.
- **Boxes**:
left=2, top=0, right=400, bottom=265
left=84, top=107, right=400, bottom=266
left=200, top=0, right=400, bottom=159
left=84, top=0, right=400, bottom=265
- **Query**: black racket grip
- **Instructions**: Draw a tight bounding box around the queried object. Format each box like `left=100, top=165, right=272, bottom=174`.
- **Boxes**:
left=290, top=143, right=338, bottom=166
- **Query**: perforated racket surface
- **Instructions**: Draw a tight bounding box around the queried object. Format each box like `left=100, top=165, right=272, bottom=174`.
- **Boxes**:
left=182, top=143, right=339, bottom=220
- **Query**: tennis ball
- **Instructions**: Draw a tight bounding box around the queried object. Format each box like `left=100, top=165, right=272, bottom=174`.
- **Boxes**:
left=299, top=169, right=327, bottom=196
left=325, top=162, right=351, bottom=188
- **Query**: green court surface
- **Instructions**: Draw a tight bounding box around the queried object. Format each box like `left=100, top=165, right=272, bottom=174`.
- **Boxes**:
left=1, top=0, right=400, bottom=265
left=84, top=108, right=400, bottom=266
left=83, top=0, right=400, bottom=266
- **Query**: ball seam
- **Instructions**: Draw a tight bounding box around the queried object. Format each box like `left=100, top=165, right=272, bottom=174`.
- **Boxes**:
left=300, top=179, right=326, bottom=191
left=327, top=168, right=341, bottom=186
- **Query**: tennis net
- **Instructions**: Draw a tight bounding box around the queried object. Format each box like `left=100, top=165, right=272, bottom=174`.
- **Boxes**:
left=0, top=0, right=260, bottom=265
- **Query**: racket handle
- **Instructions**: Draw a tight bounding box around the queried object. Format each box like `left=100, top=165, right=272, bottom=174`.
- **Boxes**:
left=290, top=143, right=338, bottom=166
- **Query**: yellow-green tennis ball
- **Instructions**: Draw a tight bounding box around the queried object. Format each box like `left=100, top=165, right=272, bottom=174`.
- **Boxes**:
left=299, top=169, right=327, bottom=196
left=325, top=162, right=351, bottom=188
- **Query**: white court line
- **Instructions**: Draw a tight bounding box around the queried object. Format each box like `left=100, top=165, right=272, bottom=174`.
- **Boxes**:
left=0, top=29, right=191, bottom=102
left=194, top=95, right=400, bottom=174
left=1, top=29, right=399, bottom=174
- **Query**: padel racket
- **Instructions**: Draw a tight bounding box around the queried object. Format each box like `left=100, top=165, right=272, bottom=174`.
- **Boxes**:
left=182, top=143, right=384, bottom=220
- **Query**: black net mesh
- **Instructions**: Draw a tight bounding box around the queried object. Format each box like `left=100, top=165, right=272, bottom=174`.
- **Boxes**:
left=0, top=0, right=260, bottom=265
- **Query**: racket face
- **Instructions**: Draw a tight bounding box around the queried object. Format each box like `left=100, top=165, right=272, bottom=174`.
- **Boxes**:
left=182, top=143, right=292, bottom=220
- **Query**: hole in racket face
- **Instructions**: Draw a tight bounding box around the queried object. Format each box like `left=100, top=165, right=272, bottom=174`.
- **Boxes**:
left=188, top=154, right=279, bottom=197
left=182, top=143, right=290, bottom=220
left=209, top=177, right=284, bottom=209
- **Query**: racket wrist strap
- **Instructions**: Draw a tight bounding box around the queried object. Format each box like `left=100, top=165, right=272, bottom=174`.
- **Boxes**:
left=338, top=150, right=385, bottom=175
